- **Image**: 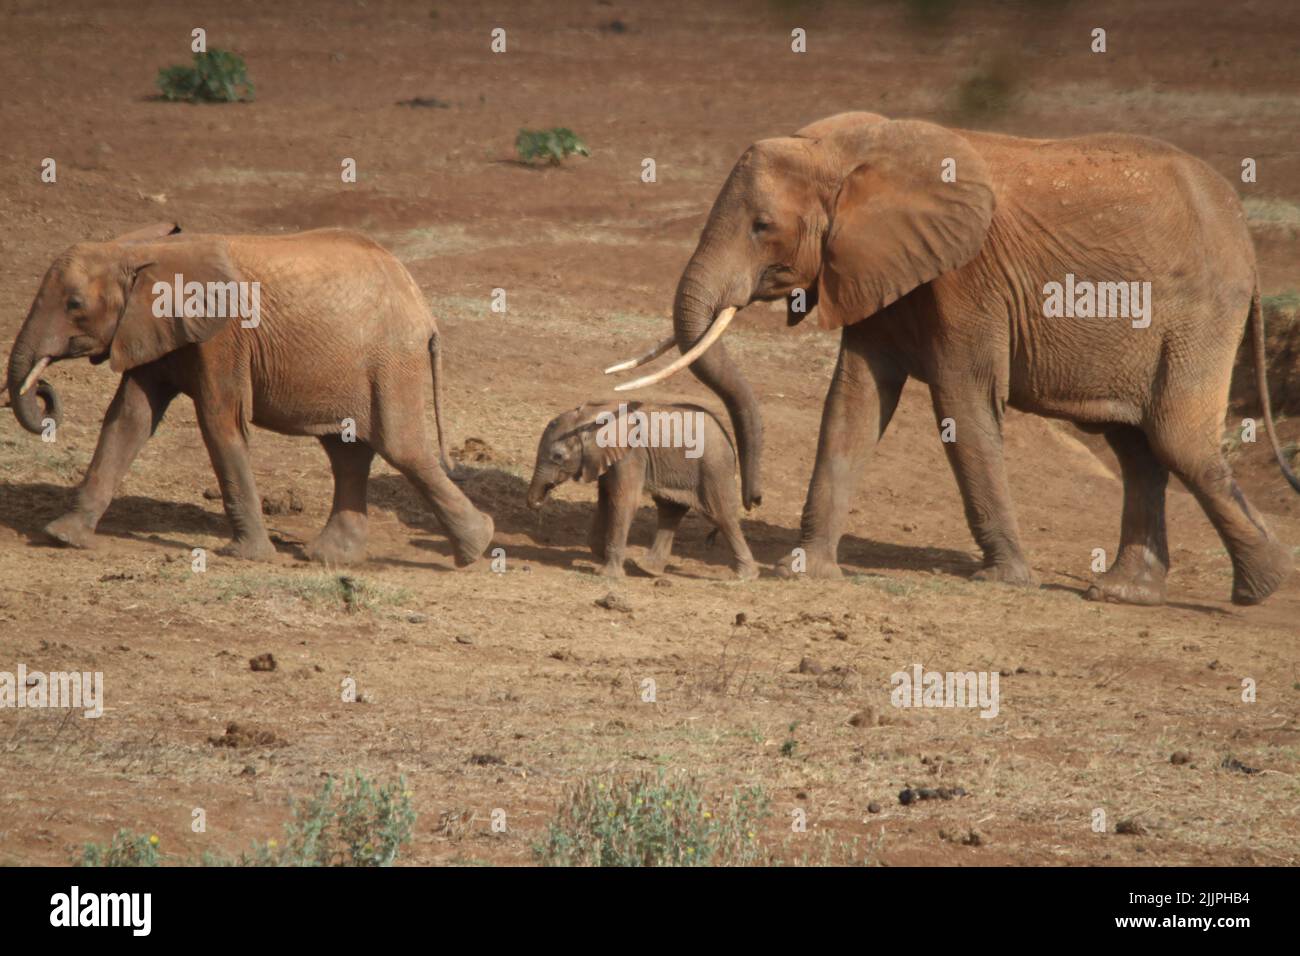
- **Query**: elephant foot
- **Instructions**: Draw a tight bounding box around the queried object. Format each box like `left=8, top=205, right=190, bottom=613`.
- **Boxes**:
left=971, top=559, right=1038, bottom=588
left=1230, top=539, right=1293, bottom=606
left=452, top=511, right=494, bottom=568
left=630, top=554, right=668, bottom=577
left=732, top=559, right=760, bottom=581
left=1084, top=570, right=1166, bottom=606
left=306, top=521, right=367, bottom=566
left=218, top=536, right=277, bottom=562
left=598, top=559, right=627, bottom=578
left=774, top=546, right=842, bottom=580
left=43, top=513, right=98, bottom=549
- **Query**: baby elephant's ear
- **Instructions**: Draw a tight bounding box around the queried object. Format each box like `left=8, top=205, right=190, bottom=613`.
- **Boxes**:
left=110, top=239, right=244, bottom=373
left=578, top=411, right=633, bottom=482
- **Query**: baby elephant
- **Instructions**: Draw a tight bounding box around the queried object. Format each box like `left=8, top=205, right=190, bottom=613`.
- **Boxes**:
left=527, top=400, right=757, bottom=579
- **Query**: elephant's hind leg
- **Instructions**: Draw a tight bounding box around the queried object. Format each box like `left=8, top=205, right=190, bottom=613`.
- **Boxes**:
left=371, top=428, right=494, bottom=567
left=631, top=498, right=688, bottom=577
left=699, top=484, right=758, bottom=580
left=1150, top=428, right=1292, bottom=605
left=306, top=436, right=375, bottom=565
left=1084, top=426, right=1169, bottom=605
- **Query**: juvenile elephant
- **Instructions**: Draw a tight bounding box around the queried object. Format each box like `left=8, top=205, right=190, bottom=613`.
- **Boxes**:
left=609, top=111, right=1297, bottom=605
left=526, top=400, right=757, bottom=579
left=5, top=223, right=494, bottom=566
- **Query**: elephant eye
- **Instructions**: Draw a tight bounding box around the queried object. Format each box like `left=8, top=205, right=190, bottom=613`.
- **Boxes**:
left=66, top=296, right=83, bottom=312
left=752, top=218, right=772, bottom=235
left=550, top=451, right=565, bottom=464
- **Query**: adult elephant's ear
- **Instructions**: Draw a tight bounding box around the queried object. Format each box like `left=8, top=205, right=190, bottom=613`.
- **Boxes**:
left=110, top=239, right=243, bottom=373
left=817, top=120, right=995, bottom=330
left=577, top=402, right=639, bottom=482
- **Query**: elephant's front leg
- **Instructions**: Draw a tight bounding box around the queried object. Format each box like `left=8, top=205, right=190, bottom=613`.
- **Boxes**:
left=597, top=463, right=643, bottom=577
left=44, top=373, right=177, bottom=549
left=196, top=403, right=276, bottom=562
left=931, top=388, right=1036, bottom=587
left=776, top=328, right=906, bottom=579
left=587, top=482, right=611, bottom=563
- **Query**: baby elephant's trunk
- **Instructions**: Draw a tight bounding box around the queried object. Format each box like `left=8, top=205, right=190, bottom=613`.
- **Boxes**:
left=526, top=463, right=556, bottom=510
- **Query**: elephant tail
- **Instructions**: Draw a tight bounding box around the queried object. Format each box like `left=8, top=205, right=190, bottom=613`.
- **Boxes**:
left=1250, top=288, right=1300, bottom=494
left=429, top=331, right=454, bottom=476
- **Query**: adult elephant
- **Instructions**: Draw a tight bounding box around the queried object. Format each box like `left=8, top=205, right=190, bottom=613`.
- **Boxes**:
left=608, top=112, right=1297, bottom=606
left=5, top=222, right=494, bottom=566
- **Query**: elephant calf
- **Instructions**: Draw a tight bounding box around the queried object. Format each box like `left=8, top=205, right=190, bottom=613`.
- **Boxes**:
left=526, top=400, right=758, bottom=579
left=6, top=222, right=494, bottom=567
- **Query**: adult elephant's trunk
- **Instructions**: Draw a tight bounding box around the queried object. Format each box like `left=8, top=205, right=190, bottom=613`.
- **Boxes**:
left=672, top=262, right=763, bottom=509
left=6, top=332, right=61, bottom=435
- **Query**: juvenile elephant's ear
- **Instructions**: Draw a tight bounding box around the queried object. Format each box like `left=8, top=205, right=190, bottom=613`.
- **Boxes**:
left=110, top=239, right=243, bottom=373
left=817, top=120, right=995, bottom=330
left=577, top=403, right=638, bottom=482
left=110, top=222, right=183, bottom=243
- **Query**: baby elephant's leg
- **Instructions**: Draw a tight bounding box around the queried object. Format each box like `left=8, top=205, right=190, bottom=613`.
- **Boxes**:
left=587, top=482, right=610, bottom=563
left=597, top=463, right=644, bottom=577
left=632, top=498, right=688, bottom=577
left=306, top=436, right=375, bottom=565
left=702, top=482, right=758, bottom=581
left=713, top=508, right=758, bottom=580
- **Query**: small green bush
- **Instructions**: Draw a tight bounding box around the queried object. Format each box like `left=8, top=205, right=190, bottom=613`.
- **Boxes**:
left=81, top=773, right=414, bottom=867
left=516, top=127, right=590, bottom=166
left=80, top=830, right=162, bottom=867
left=534, top=772, right=770, bottom=866
left=157, top=49, right=255, bottom=103
left=240, top=773, right=416, bottom=867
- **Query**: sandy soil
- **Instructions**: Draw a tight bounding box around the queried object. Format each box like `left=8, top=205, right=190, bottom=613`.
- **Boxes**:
left=0, top=0, right=1297, bottom=866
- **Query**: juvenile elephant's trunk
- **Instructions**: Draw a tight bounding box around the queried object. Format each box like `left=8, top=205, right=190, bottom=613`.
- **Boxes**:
left=6, top=332, right=61, bottom=435
left=672, top=263, right=763, bottom=509
left=526, top=465, right=556, bottom=510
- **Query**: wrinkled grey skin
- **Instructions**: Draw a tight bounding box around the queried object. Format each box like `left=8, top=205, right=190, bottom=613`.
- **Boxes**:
left=527, top=400, right=758, bottom=579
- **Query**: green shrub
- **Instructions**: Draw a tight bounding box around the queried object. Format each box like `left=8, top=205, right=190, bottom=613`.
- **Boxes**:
left=81, top=774, right=414, bottom=867
left=516, top=127, right=590, bottom=166
left=80, top=830, right=162, bottom=867
left=157, top=49, right=255, bottom=103
left=241, top=773, right=416, bottom=867
left=534, top=772, right=770, bottom=866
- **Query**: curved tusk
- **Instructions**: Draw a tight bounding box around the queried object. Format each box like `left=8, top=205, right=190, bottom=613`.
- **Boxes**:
left=614, top=307, right=737, bottom=392
left=18, top=356, right=51, bottom=397
left=603, top=335, right=675, bottom=375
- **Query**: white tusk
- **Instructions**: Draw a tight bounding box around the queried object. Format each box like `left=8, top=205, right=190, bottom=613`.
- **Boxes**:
left=18, top=356, right=51, bottom=397
left=603, top=335, right=675, bottom=374
left=614, top=307, right=737, bottom=392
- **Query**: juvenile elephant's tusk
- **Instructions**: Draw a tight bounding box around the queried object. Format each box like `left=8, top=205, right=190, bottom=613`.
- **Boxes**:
left=603, top=335, right=675, bottom=374
left=614, top=308, right=737, bottom=392
left=18, top=356, right=51, bottom=397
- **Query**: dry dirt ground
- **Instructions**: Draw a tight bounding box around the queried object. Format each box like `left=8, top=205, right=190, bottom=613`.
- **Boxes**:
left=0, top=0, right=1297, bottom=866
